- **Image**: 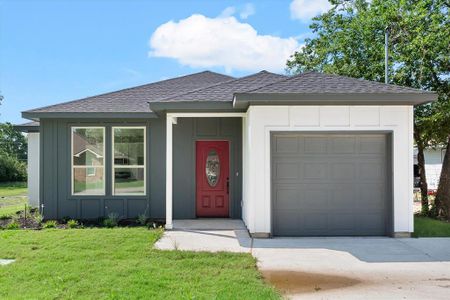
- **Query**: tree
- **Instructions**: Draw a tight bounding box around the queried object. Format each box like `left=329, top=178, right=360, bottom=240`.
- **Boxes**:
left=0, top=122, right=28, bottom=160
left=287, top=0, right=450, bottom=218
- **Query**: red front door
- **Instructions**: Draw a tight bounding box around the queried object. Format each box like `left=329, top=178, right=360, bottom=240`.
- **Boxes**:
left=196, top=141, right=230, bottom=217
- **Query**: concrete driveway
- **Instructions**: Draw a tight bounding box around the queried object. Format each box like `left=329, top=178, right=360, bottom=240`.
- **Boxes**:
left=253, top=237, right=450, bottom=299
left=155, top=221, right=450, bottom=299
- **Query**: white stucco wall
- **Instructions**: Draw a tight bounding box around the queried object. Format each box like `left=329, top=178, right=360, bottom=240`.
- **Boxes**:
left=243, top=105, right=414, bottom=235
left=27, top=132, right=40, bottom=207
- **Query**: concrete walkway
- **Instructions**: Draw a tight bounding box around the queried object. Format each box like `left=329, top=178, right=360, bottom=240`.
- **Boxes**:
left=154, top=220, right=450, bottom=299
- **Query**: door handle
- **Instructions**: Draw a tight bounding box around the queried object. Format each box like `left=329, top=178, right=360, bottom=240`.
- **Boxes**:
left=226, top=177, right=229, bottom=194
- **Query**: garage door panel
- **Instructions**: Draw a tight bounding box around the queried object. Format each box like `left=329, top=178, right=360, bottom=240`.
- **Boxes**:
left=303, top=162, right=328, bottom=179
left=274, top=135, right=299, bottom=153
left=273, top=210, right=301, bottom=234
left=331, top=188, right=356, bottom=208
left=332, top=137, right=357, bottom=154
left=331, top=163, right=355, bottom=180
left=359, top=136, right=386, bottom=154
left=328, top=213, right=357, bottom=231
left=304, top=137, right=328, bottom=154
left=275, top=162, right=299, bottom=179
left=303, top=212, right=328, bottom=231
left=359, top=162, right=383, bottom=180
left=275, top=188, right=300, bottom=209
left=272, top=133, right=390, bottom=236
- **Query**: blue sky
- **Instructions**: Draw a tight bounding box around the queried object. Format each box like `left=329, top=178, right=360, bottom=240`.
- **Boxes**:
left=0, top=0, right=330, bottom=124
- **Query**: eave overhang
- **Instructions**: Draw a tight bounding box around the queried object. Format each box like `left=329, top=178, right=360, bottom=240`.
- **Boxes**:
left=21, top=111, right=158, bottom=121
left=233, top=92, right=438, bottom=109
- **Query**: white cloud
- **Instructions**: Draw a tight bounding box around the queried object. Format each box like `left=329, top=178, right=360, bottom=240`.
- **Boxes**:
left=149, top=14, right=301, bottom=73
left=290, top=0, right=331, bottom=22
left=219, top=6, right=236, bottom=18
left=240, top=3, right=255, bottom=19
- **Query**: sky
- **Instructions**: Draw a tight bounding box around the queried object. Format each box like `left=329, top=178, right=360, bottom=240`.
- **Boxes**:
left=0, top=0, right=332, bottom=124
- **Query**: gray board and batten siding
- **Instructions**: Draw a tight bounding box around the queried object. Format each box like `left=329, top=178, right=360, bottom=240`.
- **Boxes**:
left=40, top=117, right=242, bottom=220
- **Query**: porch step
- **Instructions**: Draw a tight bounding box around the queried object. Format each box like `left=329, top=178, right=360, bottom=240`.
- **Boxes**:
left=172, top=219, right=247, bottom=230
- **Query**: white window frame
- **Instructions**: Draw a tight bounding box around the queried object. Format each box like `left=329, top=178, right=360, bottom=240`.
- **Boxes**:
left=112, top=126, right=146, bottom=196
left=71, top=126, right=106, bottom=196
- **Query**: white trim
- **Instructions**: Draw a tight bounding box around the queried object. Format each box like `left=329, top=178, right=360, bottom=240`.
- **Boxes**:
left=112, top=126, right=147, bottom=196
left=165, top=116, right=174, bottom=229
left=71, top=126, right=106, bottom=196
left=167, top=112, right=246, bottom=118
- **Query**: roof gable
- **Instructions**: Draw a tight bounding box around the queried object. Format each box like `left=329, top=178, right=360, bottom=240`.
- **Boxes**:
left=24, top=71, right=234, bottom=114
left=157, top=71, right=287, bottom=102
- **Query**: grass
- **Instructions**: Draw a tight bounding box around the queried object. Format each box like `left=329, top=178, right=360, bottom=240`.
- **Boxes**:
left=0, top=228, right=279, bottom=299
left=413, top=216, right=450, bottom=237
left=0, top=181, right=27, bottom=197
left=0, top=182, right=28, bottom=218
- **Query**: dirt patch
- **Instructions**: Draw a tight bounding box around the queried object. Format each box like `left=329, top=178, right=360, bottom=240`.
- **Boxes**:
left=262, top=270, right=362, bottom=295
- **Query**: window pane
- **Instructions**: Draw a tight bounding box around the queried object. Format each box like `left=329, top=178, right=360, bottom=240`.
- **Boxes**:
left=73, top=167, right=104, bottom=195
left=114, top=168, right=145, bottom=195
left=114, top=128, right=144, bottom=166
left=73, top=128, right=104, bottom=166
left=206, top=149, right=220, bottom=187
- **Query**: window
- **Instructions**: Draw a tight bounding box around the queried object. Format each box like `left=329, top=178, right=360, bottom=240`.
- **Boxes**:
left=72, top=127, right=105, bottom=195
left=112, top=127, right=146, bottom=195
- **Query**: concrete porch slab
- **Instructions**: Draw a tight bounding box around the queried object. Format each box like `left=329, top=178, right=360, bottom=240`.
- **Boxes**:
left=155, top=219, right=251, bottom=252
left=172, top=219, right=247, bottom=230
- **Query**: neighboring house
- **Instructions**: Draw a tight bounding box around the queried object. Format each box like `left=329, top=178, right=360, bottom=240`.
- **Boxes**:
left=413, top=147, right=446, bottom=190
left=16, top=71, right=436, bottom=237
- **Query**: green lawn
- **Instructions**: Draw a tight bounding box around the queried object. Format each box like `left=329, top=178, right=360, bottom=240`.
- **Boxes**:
left=0, top=181, right=27, bottom=197
left=0, top=182, right=28, bottom=217
left=414, top=216, right=450, bottom=237
left=0, top=228, right=279, bottom=299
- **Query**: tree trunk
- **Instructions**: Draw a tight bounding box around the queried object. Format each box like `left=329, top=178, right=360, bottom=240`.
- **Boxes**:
left=435, top=134, right=450, bottom=220
left=414, top=126, right=429, bottom=214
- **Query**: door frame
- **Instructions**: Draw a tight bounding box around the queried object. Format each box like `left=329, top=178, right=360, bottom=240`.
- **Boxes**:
left=270, top=131, right=394, bottom=236
left=195, top=139, right=232, bottom=218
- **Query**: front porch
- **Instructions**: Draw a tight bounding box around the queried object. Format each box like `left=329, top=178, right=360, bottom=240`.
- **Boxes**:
left=164, top=113, right=246, bottom=229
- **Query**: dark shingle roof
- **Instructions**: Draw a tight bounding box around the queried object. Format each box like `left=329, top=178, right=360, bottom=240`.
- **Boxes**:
left=23, top=70, right=436, bottom=118
left=14, top=121, right=40, bottom=132
left=159, top=71, right=287, bottom=102
left=25, top=71, right=234, bottom=114
left=248, top=72, right=431, bottom=94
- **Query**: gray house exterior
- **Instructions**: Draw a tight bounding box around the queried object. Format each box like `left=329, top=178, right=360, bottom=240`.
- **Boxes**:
left=19, top=71, right=436, bottom=237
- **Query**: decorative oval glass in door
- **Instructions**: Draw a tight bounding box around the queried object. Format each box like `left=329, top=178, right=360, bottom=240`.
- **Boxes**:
left=206, top=149, right=220, bottom=187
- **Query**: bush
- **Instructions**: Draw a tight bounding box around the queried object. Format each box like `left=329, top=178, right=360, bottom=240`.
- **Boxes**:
left=43, top=220, right=58, bottom=229
left=103, top=213, right=119, bottom=228
left=67, top=219, right=79, bottom=229
left=6, top=221, right=20, bottom=230
left=0, top=153, right=27, bottom=182
left=137, top=213, right=148, bottom=226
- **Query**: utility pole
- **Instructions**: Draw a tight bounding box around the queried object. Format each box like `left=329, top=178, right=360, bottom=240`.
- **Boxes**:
left=385, top=26, right=389, bottom=84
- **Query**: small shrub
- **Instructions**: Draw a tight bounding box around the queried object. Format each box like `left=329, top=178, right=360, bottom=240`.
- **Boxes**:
left=103, top=213, right=119, bottom=228
left=43, top=220, right=58, bottom=229
left=67, top=219, right=79, bottom=229
left=6, top=221, right=20, bottom=230
left=137, top=213, right=148, bottom=226
left=34, top=213, right=43, bottom=225
left=0, top=214, right=11, bottom=220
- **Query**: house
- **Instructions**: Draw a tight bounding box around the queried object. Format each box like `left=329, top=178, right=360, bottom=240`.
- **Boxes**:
left=413, top=147, right=446, bottom=190
left=17, top=71, right=436, bottom=237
